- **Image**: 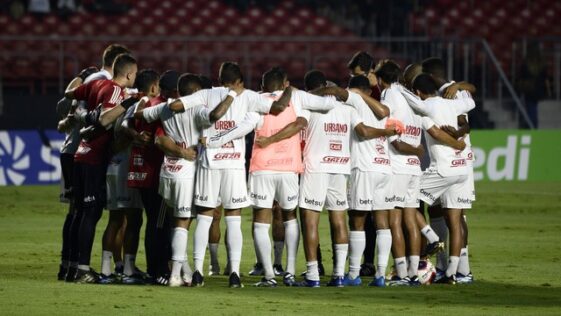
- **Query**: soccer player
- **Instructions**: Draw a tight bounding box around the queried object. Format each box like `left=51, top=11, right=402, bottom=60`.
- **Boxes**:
left=422, top=57, right=476, bottom=283
left=190, top=62, right=292, bottom=288
left=55, top=66, right=98, bottom=280
left=205, top=67, right=340, bottom=287
left=407, top=73, right=474, bottom=284
left=373, top=60, right=425, bottom=286
left=64, top=53, right=138, bottom=283
left=341, top=75, right=396, bottom=287
left=295, top=70, right=398, bottom=287
left=57, top=44, right=130, bottom=282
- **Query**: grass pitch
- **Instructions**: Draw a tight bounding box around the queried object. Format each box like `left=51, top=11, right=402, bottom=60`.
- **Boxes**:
left=0, top=182, right=560, bottom=315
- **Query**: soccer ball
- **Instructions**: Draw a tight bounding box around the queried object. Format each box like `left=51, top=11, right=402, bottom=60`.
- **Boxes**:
left=417, top=259, right=436, bottom=285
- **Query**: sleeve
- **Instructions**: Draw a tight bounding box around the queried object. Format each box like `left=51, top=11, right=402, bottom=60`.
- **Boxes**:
left=343, top=91, right=364, bottom=110
left=178, top=89, right=208, bottom=110
left=349, top=106, right=364, bottom=129
left=247, top=91, right=274, bottom=114
left=124, top=103, right=137, bottom=120
left=142, top=102, right=166, bottom=123
left=454, top=97, right=475, bottom=115
left=294, top=90, right=337, bottom=112
left=396, top=85, right=430, bottom=116
left=99, top=84, right=123, bottom=110
left=300, top=109, right=311, bottom=121
left=422, top=116, right=436, bottom=130
left=73, top=82, right=91, bottom=101
left=206, top=112, right=260, bottom=148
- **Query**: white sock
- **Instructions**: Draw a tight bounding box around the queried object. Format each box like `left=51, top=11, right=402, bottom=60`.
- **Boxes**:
left=78, top=264, right=89, bottom=271
left=123, top=254, right=136, bottom=276
left=421, top=225, right=440, bottom=244
left=273, top=241, right=284, bottom=266
left=333, top=243, right=348, bottom=277
left=171, top=227, right=188, bottom=277
left=306, top=261, right=320, bottom=281
left=182, top=261, right=193, bottom=282
left=430, top=217, right=448, bottom=271
left=193, top=214, right=213, bottom=274
left=101, top=250, right=113, bottom=276
left=225, top=216, right=243, bottom=275
left=209, top=243, right=219, bottom=267
left=254, top=222, right=274, bottom=279
left=408, top=255, right=420, bottom=278
left=283, top=219, right=300, bottom=275
left=375, top=229, right=392, bottom=278
left=394, top=257, right=407, bottom=279
left=348, top=231, right=365, bottom=279
left=458, top=247, right=470, bottom=275
left=446, top=256, right=460, bottom=277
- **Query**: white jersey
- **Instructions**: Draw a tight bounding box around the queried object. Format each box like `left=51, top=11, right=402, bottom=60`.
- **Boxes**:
left=143, top=102, right=206, bottom=179
left=198, top=88, right=273, bottom=170
left=419, top=96, right=475, bottom=177
left=439, top=81, right=473, bottom=166
left=382, top=84, right=423, bottom=175
left=301, top=96, right=363, bottom=174
left=346, top=90, right=392, bottom=174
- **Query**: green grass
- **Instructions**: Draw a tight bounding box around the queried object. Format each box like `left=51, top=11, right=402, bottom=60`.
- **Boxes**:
left=1, top=182, right=561, bottom=315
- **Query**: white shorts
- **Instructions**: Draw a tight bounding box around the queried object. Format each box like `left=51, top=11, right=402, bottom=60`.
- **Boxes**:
left=467, top=167, right=476, bottom=202
left=419, top=168, right=472, bottom=210
left=348, top=169, right=394, bottom=211
left=299, top=172, right=348, bottom=212
left=248, top=172, right=299, bottom=210
left=106, top=164, right=143, bottom=210
left=194, top=167, right=250, bottom=209
left=159, top=176, right=196, bottom=218
left=391, top=174, right=421, bottom=209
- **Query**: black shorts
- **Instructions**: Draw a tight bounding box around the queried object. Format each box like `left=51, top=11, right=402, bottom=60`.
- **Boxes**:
left=60, top=153, right=75, bottom=202
left=73, top=162, right=107, bottom=211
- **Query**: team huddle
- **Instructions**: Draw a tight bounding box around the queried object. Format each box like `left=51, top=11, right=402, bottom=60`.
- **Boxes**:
left=55, top=44, right=475, bottom=288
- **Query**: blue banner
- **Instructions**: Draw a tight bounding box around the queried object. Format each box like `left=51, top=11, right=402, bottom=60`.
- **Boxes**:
left=0, top=130, right=66, bottom=185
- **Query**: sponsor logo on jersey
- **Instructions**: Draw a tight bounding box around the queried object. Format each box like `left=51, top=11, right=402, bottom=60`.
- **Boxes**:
left=359, top=198, right=372, bottom=205
left=336, top=200, right=346, bottom=206
left=405, top=125, right=421, bottom=136
left=407, top=158, right=421, bottom=166
left=457, top=197, right=472, bottom=204
left=195, top=194, right=208, bottom=202
left=128, top=172, right=147, bottom=181
left=266, top=158, right=293, bottom=166
left=451, top=159, right=466, bottom=167
left=231, top=196, right=247, bottom=204
left=324, top=123, right=348, bottom=134
left=419, top=189, right=436, bottom=202
left=133, top=155, right=144, bottom=166
left=375, top=144, right=386, bottom=155
left=214, top=152, right=241, bottom=160
left=177, top=206, right=191, bottom=213
left=322, top=156, right=350, bottom=164
left=329, top=142, right=342, bottom=151
left=287, top=194, right=298, bottom=201
left=164, top=164, right=183, bottom=172
left=215, top=120, right=236, bottom=130
left=385, top=195, right=405, bottom=203
left=467, top=151, right=474, bottom=160
left=373, top=157, right=390, bottom=165
left=165, top=157, right=179, bottom=164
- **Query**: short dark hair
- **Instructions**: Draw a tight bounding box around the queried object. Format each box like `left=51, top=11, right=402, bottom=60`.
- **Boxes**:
left=102, top=44, right=130, bottom=68
left=112, top=54, right=137, bottom=77
left=412, top=73, right=438, bottom=95
left=198, top=75, right=213, bottom=89
left=374, top=60, right=401, bottom=84
left=262, top=66, right=287, bottom=92
left=347, top=51, right=374, bottom=72
left=134, top=69, right=159, bottom=93
left=304, top=69, right=327, bottom=91
left=421, top=57, right=446, bottom=79
left=348, top=75, right=371, bottom=92
left=178, top=73, right=203, bottom=96
left=219, top=62, right=243, bottom=85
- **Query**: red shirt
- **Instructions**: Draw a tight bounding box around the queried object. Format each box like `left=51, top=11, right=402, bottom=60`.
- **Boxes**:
left=73, top=79, right=124, bottom=165
left=128, top=96, right=165, bottom=189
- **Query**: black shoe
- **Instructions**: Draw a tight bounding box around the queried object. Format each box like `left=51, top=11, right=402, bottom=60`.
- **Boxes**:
left=435, top=274, right=456, bottom=285
left=273, top=264, right=285, bottom=276
left=65, top=266, right=78, bottom=282
left=229, top=272, right=243, bottom=288
left=75, top=268, right=100, bottom=284
left=249, top=262, right=264, bottom=276
left=192, top=270, right=204, bottom=287
left=58, top=265, right=68, bottom=281
left=424, top=241, right=445, bottom=257
left=359, top=263, right=375, bottom=277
